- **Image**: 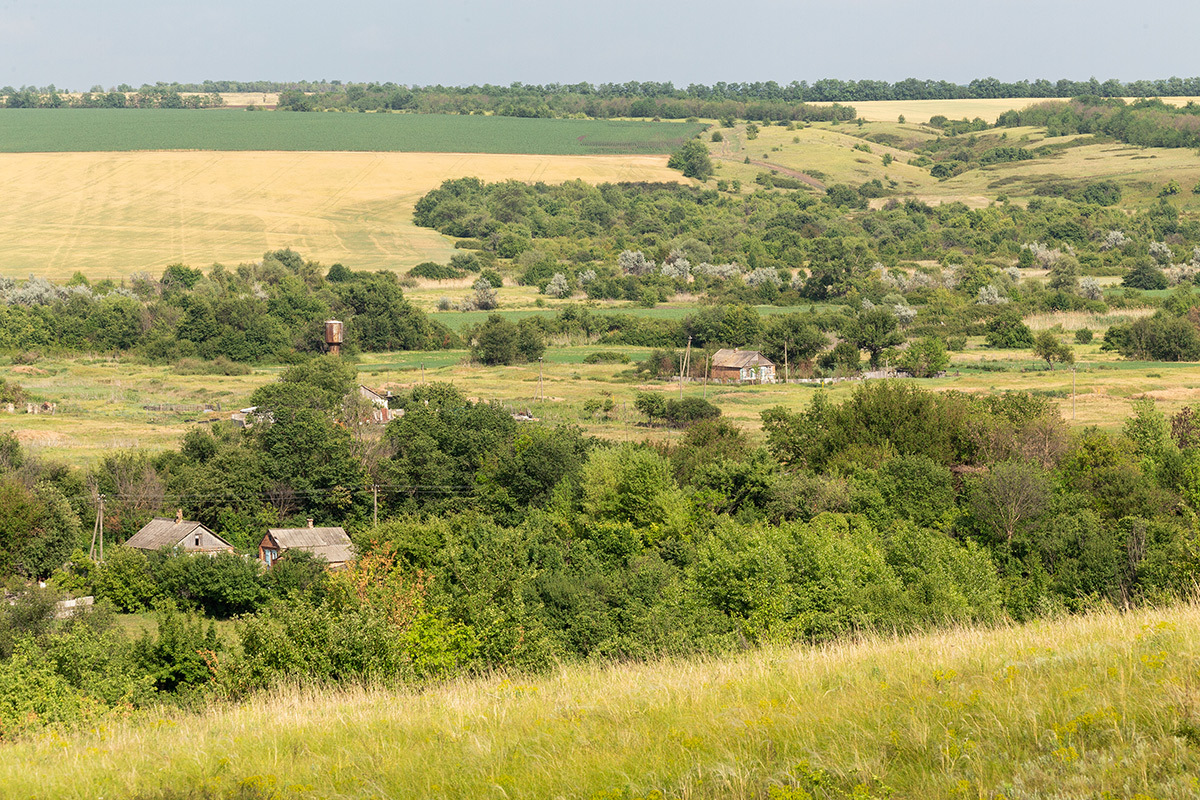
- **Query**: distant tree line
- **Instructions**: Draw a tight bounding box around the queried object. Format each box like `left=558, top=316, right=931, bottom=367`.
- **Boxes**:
left=12, top=76, right=1200, bottom=117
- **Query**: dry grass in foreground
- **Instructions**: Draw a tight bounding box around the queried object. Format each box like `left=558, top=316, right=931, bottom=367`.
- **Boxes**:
left=2, top=602, right=1199, bottom=799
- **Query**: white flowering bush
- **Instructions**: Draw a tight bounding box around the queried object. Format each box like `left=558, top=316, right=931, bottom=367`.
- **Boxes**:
left=1022, top=242, right=1067, bottom=268
left=472, top=277, right=498, bottom=310
left=745, top=267, right=782, bottom=288
left=544, top=273, right=574, bottom=298
left=1101, top=230, right=1129, bottom=251
left=1150, top=241, right=1174, bottom=265
left=976, top=284, right=1008, bottom=305
left=1079, top=277, right=1103, bottom=301
left=893, top=303, right=917, bottom=325
left=693, top=262, right=743, bottom=280
left=618, top=250, right=655, bottom=276
left=661, top=260, right=690, bottom=280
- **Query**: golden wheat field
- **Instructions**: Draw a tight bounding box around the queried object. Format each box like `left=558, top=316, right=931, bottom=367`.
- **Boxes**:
left=0, top=152, right=682, bottom=281
left=849, top=96, right=1200, bottom=123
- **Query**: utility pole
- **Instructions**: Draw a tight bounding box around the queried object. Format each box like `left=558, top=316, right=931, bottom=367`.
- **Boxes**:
left=680, top=336, right=693, bottom=400
left=89, top=493, right=100, bottom=562
left=93, top=494, right=105, bottom=563
left=1072, top=365, right=1076, bottom=421
left=703, top=353, right=709, bottom=399
left=538, top=357, right=544, bottom=403
left=421, top=363, right=425, bottom=384
left=784, top=340, right=789, bottom=384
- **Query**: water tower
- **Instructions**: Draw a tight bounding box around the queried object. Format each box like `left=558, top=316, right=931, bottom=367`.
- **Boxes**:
left=325, top=320, right=344, bottom=356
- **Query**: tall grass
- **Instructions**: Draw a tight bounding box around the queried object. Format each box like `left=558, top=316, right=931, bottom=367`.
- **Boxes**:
left=3, top=602, right=1199, bottom=798
left=1023, top=308, right=1156, bottom=332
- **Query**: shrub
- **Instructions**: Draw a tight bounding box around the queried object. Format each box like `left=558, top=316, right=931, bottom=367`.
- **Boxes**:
left=408, top=262, right=465, bottom=281
left=1075, top=328, right=1094, bottom=344
left=985, top=309, right=1034, bottom=349
left=582, top=351, right=630, bottom=364
left=664, top=397, right=721, bottom=427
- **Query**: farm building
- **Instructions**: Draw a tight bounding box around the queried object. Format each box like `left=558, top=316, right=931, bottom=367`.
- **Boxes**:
left=711, top=349, right=776, bottom=383
left=358, top=385, right=393, bottom=424
left=259, top=520, right=355, bottom=569
left=125, top=510, right=234, bottom=554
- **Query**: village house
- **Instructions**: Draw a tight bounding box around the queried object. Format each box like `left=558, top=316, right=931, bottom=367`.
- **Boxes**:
left=125, top=510, right=235, bottom=554
left=710, top=348, right=776, bottom=384
left=259, top=519, right=355, bottom=569
left=358, top=384, right=394, bottom=424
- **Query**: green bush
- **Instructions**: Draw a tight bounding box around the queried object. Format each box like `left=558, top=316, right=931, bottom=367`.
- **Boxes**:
left=582, top=351, right=631, bottom=364
left=408, top=262, right=466, bottom=281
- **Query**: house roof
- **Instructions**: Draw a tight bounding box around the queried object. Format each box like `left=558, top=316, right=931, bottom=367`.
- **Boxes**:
left=126, top=518, right=231, bottom=551
left=711, top=349, right=774, bottom=369
left=359, top=385, right=388, bottom=405
left=267, top=526, right=355, bottom=564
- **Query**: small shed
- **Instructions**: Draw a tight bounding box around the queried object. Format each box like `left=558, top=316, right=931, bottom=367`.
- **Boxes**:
left=711, top=349, right=776, bottom=384
left=126, top=510, right=234, bottom=554
left=259, top=519, right=354, bottom=569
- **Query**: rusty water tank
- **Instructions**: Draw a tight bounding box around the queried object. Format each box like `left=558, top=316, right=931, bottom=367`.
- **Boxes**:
left=325, top=320, right=344, bottom=355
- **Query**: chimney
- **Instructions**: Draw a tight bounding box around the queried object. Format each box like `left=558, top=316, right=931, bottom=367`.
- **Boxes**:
left=176, top=508, right=183, bottom=524
left=307, top=518, right=314, bottom=528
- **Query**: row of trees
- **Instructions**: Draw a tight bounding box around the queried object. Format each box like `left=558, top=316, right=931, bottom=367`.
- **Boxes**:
left=0, top=250, right=454, bottom=360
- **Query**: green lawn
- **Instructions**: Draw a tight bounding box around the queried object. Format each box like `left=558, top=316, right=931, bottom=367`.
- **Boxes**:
left=0, top=110, right=705, bottom=154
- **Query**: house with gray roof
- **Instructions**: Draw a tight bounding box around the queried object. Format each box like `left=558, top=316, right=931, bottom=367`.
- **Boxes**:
left=125, top=510, right=234, bottom=554
left=258, top=519, right=355, bottom=569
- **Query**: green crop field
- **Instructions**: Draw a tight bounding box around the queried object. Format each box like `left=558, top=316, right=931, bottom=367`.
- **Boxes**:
left=0, top=110, right=705, bottom=154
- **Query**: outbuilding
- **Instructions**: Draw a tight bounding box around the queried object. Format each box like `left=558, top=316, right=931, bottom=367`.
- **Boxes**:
left=125, top=510, right=234, bottom=554
left=259, top=519, right=354, bottom=569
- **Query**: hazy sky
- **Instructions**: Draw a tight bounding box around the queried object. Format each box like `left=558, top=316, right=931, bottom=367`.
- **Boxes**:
left=2, top=0, right=1197, bottom=89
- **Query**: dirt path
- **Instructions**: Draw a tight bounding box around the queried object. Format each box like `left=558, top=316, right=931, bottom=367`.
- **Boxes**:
left=715, top=156, right=826, bottom=190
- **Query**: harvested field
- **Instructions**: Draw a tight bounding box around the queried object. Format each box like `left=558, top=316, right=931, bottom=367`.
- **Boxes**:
left=849, top=96, right=1200, bottom=123
left=0, top=151, right=683, bottom=280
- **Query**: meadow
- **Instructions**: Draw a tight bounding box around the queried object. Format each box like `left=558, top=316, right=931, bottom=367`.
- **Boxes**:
left=2, top=600, right=1196, bottom=799
left=0, top=151, right=682, bottom=280
left=0, top=110, right=705, bottom=155
left=6, top=326, right=1196, bottom=469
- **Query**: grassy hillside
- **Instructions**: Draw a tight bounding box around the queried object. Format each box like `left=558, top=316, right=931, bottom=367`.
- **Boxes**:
left=2, top=602, right=1197, bottom=799
left=0, top=151, right=683, bottom=280
left=0, top=110, right=704, bottom=154
left=711, top=119, right=1200, bottom=210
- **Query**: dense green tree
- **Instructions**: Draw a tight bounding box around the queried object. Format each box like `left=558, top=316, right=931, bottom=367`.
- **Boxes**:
left=844, top=307, right=904, bottom=369
left=666, top=139, right=714, bottom=181
left=1032, top=331, right=1075, bottom=369
left=1122, top=256, right=1169, bottom=290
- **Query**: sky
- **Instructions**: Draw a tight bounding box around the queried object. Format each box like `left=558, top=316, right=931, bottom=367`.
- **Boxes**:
left=2, top=0, right=1198, bottom=90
